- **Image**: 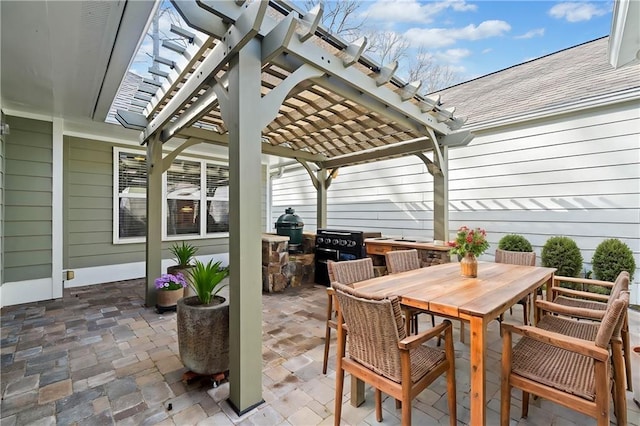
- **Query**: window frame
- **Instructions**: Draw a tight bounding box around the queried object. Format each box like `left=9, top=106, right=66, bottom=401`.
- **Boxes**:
left=113, top=147, right=230, bottom=244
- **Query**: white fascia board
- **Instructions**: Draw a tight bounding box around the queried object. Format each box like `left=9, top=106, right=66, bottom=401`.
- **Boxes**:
left=93, top=0, right=158, bottom=121
left=608, top=0, right=640, bottom=68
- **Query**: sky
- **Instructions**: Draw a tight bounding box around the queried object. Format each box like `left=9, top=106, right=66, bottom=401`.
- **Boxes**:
left=327, top=0, right=614, bottom=82
left=132, top=0, right=614, bottom=89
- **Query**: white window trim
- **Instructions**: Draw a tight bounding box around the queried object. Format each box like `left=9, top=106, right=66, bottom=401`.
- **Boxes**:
left=113, top=147, right=230, bottom=244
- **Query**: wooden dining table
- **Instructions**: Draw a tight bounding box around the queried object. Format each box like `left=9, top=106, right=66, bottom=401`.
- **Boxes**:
left=346, top=261, right=556, bottom=425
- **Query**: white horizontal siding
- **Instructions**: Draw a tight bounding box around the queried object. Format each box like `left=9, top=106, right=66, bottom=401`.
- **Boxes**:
left=271, top=101, right=640, bottom=294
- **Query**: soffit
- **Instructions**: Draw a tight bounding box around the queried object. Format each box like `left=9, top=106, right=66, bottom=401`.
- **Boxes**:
left=0, top=0, right=154, bottom=121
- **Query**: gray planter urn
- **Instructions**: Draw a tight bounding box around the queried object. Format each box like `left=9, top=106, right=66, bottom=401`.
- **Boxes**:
left=167, top=265, right=196, bottom=298
left=177, top=295, right=229, bottom=375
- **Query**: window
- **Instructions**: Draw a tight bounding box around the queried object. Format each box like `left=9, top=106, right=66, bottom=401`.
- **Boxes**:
left=114, top=148, right=229, bottom=243
left=117, top=151, right=147, bottom=238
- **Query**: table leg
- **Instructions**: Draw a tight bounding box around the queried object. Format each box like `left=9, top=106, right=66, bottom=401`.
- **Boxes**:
left=350, top=376, right=365, bottom=407
left=469, top=316, right=487, bottom=425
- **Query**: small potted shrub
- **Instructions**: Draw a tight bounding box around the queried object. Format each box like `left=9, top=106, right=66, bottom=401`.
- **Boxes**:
left=167, top=241, right=198, bottom=296
left=177, top=259, right=230, bottom=376
left=154, top=272, right=188, bottom=313
left=496, top=234, right=536, bottom=265
left=498, top=234, right=533, bottom=252
left=592, top=238, right=635, bottom=282
left=541, top=236, right=583, bottom=288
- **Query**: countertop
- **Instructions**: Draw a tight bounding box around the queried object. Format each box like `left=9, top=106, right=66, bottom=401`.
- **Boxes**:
left=364, top=237, right=451, bottom=252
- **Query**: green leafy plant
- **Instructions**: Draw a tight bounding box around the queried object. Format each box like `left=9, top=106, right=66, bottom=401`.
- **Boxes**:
left=448, top=226, right=490, bottom=257
left=498, top=234, right=533, bottom=252
left=541, top=236, right=583, bottom=277
left=170, top=242, right=198, bottom=267
left=592, top=238, right=635, bottom=282
left=188, top=259, right=229, bottom=305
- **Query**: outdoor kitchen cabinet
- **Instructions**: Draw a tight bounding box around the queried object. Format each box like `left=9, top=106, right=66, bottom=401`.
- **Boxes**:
left=364, top=238, right=452, bottom=271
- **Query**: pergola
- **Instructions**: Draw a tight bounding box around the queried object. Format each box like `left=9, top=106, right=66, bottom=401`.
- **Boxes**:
left=116, top=0, right=472, bottom=415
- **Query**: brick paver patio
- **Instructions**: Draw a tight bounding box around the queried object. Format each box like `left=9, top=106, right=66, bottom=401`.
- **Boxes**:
left=1, top=278, right=638, bottom=425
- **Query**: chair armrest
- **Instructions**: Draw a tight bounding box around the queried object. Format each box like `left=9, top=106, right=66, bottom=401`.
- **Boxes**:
left=536, top=300, right=605, bottom=320
left=501, top=323, right=609, bottom=362
left=398, top=320, right=451, bottom=350
left=551, top=276, right=613, bottom=302
left=553, top=275, right=614, bottom=288
left=550, top=286, right=610, bottom=302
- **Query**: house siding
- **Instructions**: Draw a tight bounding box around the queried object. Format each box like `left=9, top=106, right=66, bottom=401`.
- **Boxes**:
left=0, top=112, right=5, bottom=285
left=64, top=136, right=234, bottom=271
left=272, top=101, right=640, bottom=284
left=3, top=116, right=53, bottom=282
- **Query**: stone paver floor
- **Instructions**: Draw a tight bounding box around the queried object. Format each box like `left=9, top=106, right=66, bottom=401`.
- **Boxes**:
left=1, top=278, right=639, bottom=425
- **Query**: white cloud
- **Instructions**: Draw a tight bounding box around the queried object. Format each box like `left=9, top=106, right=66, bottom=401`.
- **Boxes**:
left=435, top=48, right=472, bottom=63
left=457, top=20, right=512, bottom=40
left=405, top=27, right=454, bottom=48
left=448, top=0, right=477, bottom=12
left=482, top=48, right=492, bottom=54
left=515, top=28, right=545, bottom=39
left=548, top=2, right=609, bottom=23
left=405, top=20, right=511, bottom=47
left=365, top=0, right=476, bottom=24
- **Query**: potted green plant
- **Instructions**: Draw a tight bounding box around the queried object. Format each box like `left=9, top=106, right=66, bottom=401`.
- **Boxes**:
left=448, top=226, right=490, bottom=277
left=154, top=272, right=188, bottom=313
left=177, top=259, right=230, bottom=376
left=167, top=241, right=198, bottom=296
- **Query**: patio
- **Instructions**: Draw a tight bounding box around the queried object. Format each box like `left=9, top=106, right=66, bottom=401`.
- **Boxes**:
left=1, top=278, right=638, bottom=425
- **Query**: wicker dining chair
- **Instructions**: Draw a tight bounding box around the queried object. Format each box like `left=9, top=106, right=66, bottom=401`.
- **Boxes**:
left=322, top=258, right=375, bottom=374
left=495, top=248, right=536, bottom=325
left=533, top=292, right=630, bottom=425
left=546, top=271, right=632, bottom=391
left=384, top=249, right=435, bottom=335
left=333, top=282, right=456, bottom=426
left=500, top=291, right=629, bottom=426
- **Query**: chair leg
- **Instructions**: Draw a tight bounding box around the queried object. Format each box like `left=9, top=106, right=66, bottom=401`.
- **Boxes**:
left=375, top=389, right=382, bottom=422
left=522, top=298, right=529, bottom=326
left=430, top=313, right=436, bottom=327
left=401, top=397, right=411, bottom=426
left=444, top=325, right=457, bottom=426
left=323, top=292, right=334, bottom=374
left=500, top=329, right=511, bottom=426
left=521, top=392, right=529, bottom=418
left=612, top=340, right=627, bottom=425
left=322, top=326, right=331, bottom=374
left=334, top=367, right=344, bottom=426
left=622, top=318, right=632, bottom=391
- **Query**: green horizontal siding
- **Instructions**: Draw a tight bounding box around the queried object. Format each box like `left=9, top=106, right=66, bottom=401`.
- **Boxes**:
left=64, top=137, right=233, bottom=270
left=7, top=265, right=52, bottom=282
left=4, top=236, right=51, bottom=251
left=3, top=116, right=52, bottom=283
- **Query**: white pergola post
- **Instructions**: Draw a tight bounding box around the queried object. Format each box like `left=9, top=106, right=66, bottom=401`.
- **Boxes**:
left=433, top=146, right=449, bottom=242
left=225, top=38, right=264, bottom=414
left=316, top=168, right=328, bottom=229
left=145, top=136, right=164, bottom=307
